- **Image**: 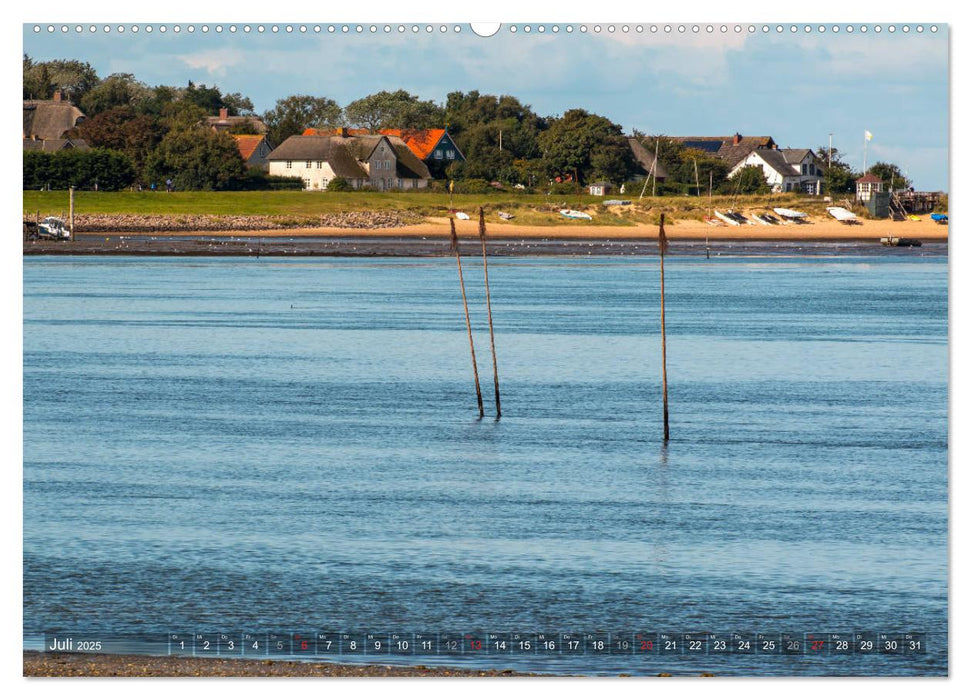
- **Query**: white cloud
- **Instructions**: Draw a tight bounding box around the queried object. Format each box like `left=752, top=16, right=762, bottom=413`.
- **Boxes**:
left=180, top=48, right=245, bottom=77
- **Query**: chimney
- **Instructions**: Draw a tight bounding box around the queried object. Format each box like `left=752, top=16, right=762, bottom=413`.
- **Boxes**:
left=53, top=90, right=62, bottom=102
left=219, top=107, right=229, bottom=120
left=732, top=133, right=742, bottom=145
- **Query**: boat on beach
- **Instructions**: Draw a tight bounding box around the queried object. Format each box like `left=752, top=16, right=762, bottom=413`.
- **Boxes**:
left=29, top=216, right=71, bottom=241
left=827, top=206, right=861, bottom=224
left=713, top=210, right=740, bottom=226
left=931, top=213, right=948, bottom=225
left=455, top=212, right=471, bottom=220
left=773, top=207, right=808, bottom=223
left=497, top=211, right=514, bottom=220
left=560, top=210, right=593, bottom=220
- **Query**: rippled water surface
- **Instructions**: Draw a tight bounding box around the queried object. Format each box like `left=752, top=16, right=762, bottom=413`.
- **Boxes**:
left=23, top=255, right=948, bottom=675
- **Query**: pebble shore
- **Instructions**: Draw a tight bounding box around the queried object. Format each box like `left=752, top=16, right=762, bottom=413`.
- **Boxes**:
left=23, top=651, right=534, bottom=677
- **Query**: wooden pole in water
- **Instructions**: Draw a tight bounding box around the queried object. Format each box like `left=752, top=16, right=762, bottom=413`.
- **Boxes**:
left=659, top=213, right=670, bottom=442
left=69, top=186, right=74, bottom=240
left=450, top=218, right=484, bottom=418
left=478, top=207, right=501, bottom=419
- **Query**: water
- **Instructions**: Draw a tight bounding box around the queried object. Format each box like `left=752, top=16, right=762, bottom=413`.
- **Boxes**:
left=23, top=254, right=948, bottom=676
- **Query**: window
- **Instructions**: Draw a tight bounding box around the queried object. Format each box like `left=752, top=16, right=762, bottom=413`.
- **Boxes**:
left=801, top=164, right=807, bottom=175
left=303, top=178, right=311, bottom=189
left=434, top=150, right=443, bottom=159
left=385, top=160, right=391, bottom=170
left=306, top=161, right=312, bottom=169
left=447, top=149, right=455, bottom=159
left=286, top=160, right=292, bottom=169
left=317, top=161, right=323, bottom=169
left=397, top=179, right=402, bottom=188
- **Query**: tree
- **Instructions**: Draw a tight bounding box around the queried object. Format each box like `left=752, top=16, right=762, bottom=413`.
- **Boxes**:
left=68, top=106, right=163, bottom=181
left=867, top=162, right=912, bottom=190
left=262, top=95, right=343, bottom=145
left=221, top=92, right=255, bottom=116
left=344, top=90, right=444, bottom=131
left=725, top=165, right=771, bottom=195
left=23, top=57, right=99, bottom=103
left=538, top=110, right=636, bottom=185
left=814, top=145, right=859, bottom=194
left=80, top=74, right=151, bottom=115
left=182, top=81, right=225, bottom=115
left=144, top=127, right=245, bottom=190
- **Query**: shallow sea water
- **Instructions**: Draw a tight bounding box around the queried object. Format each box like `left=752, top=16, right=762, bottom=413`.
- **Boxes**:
left=23, top=255, right=948, bottom=675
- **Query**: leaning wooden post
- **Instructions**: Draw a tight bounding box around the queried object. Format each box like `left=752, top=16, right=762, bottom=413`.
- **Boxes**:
left=69, top=186, right=75, bottom=240
left=451, top=218, right=484, bottom=418
left=659, top=213, right=670, bottom=442
left=479, top=207, right=501, bottom=419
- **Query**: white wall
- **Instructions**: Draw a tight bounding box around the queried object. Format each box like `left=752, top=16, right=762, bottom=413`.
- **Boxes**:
left=269, top=160, right=338, bottom=190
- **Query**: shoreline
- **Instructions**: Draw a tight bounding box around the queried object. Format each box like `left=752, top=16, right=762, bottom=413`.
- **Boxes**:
left=23, top=651, right=538, bottom=677
left=24, top=235, right=947, bottom=258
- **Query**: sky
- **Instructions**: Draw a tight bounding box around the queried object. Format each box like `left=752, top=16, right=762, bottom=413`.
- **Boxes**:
left=22, top=22, right=950, bottom=190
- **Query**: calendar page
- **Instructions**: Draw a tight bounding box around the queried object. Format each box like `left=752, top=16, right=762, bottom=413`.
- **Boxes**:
left=19, top=9, right=950, bottom=682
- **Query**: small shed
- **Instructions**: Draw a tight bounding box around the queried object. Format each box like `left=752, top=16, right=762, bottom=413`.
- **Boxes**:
left=866, top=190, right=891, bottom=219
left=856, top=173, right=884, bottom=202
left=588, top=181, right=613, bottom=196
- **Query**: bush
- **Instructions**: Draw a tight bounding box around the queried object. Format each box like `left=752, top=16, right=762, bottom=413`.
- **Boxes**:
left=228, top=169, right=303, bottom=190
left=547, top=181, right=581, bottom=195
left=326, top=176, right=352, bottom=192
left=23, top=148, right=135, bottom=190
left=451, top=178, right=495, bottom=194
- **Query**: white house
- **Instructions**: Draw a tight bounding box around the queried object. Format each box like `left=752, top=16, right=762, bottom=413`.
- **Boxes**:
left=267, top=130, right=432, bottom=191
left=729, top=148, right=824, bottom=195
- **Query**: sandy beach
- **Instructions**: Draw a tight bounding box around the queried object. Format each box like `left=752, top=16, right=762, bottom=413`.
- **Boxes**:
left=90, top=216, right=948, bottom=241
left=23, top=215, right=947, bottom=257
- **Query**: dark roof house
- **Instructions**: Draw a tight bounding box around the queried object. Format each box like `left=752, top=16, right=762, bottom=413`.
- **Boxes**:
left=672, top=133, right=777, bottom=168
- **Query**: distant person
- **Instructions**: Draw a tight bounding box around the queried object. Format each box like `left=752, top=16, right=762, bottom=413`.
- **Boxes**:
left=151, top=182, right=156, bottom=192
left=165, top=179, right=173, bottom=193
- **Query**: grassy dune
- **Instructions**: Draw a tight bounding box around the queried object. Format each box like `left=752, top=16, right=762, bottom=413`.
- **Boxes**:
left=22, top=190, right=840, bottom=227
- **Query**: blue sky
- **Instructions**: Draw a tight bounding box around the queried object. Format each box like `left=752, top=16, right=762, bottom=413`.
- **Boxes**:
left=23, top=23, right=949, bottom=190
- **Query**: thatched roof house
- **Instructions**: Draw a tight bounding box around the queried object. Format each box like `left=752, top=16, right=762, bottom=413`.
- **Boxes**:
left=267, top=131, right=432, bottom=190
left=23, top=91, right=86, bottom=140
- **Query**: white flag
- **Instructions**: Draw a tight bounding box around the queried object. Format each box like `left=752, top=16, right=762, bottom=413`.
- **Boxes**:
left=865, top=130, right=873, bottom=141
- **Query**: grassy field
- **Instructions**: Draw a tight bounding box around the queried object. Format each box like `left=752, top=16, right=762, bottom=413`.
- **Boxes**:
left=22, top=190, right=840, bottom=227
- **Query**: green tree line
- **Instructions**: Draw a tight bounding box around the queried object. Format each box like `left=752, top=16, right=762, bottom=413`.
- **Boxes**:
left=24, top=55, right=913, bottom=193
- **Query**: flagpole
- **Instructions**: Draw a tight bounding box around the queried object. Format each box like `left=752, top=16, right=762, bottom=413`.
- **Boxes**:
left=863, top=130, right=868, bottom=174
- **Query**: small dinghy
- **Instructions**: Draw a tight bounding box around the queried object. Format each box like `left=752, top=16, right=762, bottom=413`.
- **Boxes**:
left=773, top=207, right=808, bottom=222
left=560, top=209, right=593, bottom=220
left=827, top=206, right=860, bottom=224
left=714, top=210, right=740, bottom=226
left=881, top=237, right=922, bottom=247
left=497, top=211, right=514, bottom=220
left=455, top=212, right=471, bottom=220
left=931, top=213, right=948, bottom=225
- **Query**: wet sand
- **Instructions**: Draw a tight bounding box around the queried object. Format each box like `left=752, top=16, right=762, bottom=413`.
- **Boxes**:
left=23, top=651, right=536, bottom=677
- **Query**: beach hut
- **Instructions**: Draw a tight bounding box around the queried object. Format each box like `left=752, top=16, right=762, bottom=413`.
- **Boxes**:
left=856, top=173, right=884, bottom=203
left=588, top=181, right=613, bottom=196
